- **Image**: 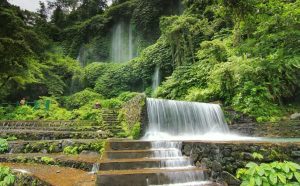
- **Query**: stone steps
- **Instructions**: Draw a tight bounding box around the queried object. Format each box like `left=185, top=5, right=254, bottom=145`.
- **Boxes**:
left=99, top=157, right=191, bottom=170
left=104, top=149, right=181, bottom=159
left=0, top=129, right=107, bottom=140
left=97, top=140, right=217, bottom=186
left=109, top=140, right=152, bottom=150
left=97, top=168, right=208, bottom=186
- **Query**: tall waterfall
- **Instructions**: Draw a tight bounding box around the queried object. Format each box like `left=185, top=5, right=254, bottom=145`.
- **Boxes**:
left=111, top=21, right=135, bottom=63
left=144, top=98, right=229, bottom=140
left=152, top=66, right=161, bottom=91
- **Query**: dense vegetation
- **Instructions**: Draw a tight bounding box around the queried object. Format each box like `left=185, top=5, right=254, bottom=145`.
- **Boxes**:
left=0, top=0, right=299, bottom=122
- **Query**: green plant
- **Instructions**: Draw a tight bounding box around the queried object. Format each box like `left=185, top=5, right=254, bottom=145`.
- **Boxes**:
left=237, top=161, right=300, bottom=186
left=89, top=140, right=105, bottom=154
left=131, top=122, right=141, bottom=140
left=41, top=156, right=55, bottom=165
left=63, top=146, right=79, bottom=155
left=0, top=139, right=8, bottom=154
left=5, top=136, right=17, bottom=141
left=252, top=152, right=264, bottom=161
left=0, top=166, right=15, bottom=186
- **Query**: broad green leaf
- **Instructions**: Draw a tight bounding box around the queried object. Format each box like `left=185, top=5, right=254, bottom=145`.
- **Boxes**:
left=283, top=163, right=290, bottom=173
left=294, top=172, right=300, bottom=182
left=287, top=172, right=294, bottom=179
left=269, top=172, right=278, bottom=185
left=246, top=162, right=258, bottom=168
left=257, top=167, right=265, bottom=176
left=262, top=181, right=270, bottom=186
left=250, top=177, right=255, bottom=186
left=255, top=176, right=262, bottom=186
left=241, top=181, right=249, bottom=186
left=277, top=173, right=286, bottom=184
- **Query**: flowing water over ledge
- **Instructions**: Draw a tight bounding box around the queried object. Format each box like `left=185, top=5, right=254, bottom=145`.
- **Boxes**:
left=142, top=98, right=300, bottom=185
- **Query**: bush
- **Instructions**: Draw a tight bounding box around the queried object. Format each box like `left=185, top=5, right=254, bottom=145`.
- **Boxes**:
left=0, top=166, right=15, bottom=186
left=64, top=89, right=103, bottom=109
left=237, top=161, right=300, bottom=186
left=41, top=156, right=55, bottom=165
left=63, top=146, right=79, bottom=155
left=0, top=139, right=8, bottom=154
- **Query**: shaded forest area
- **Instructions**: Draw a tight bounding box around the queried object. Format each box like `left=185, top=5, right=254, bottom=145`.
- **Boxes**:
left=0, top=0, right=299, bottom=122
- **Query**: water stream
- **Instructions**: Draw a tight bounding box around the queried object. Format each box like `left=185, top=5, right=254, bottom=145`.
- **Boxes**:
left=144, top=98, right=230, bottom=140
left=152, top=66, right=161, bottom=93
left=111, top=21, right=136, bottom=63
left=143, top=98, right=229, bottom=185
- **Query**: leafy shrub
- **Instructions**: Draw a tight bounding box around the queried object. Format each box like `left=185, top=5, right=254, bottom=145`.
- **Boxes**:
left=237, top=161, right=300, bottom=186
left=117, top=92, right=139, bottom=102
left=0, top=166, right=15, bottom=186
left=100, top=98, right=123, bottom=109
left=131, top=122, right=141, bottom=140
left=89, top=141, right=105, bottom=154
left=41, top=156, right=55, bottom=165
left=0, top=139, right=8, bottom=154
left=64, top=89, right=103, bottom=109
left=63, top=146, right=79, bottom=155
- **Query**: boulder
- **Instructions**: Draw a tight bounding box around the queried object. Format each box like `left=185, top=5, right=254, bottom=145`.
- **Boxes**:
left=221, top=171, right=240, bottom=186
left=290, top=113, right=300, bottom=120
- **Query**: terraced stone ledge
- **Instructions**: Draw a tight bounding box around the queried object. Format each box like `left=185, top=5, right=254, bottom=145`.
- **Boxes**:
left=182, top=140, right=300, bottom=185
left=8, top=139, right=105, bottom=153
left=0, top=153, right=100, bottom=171
left=0, top=129, right=107, bottom=140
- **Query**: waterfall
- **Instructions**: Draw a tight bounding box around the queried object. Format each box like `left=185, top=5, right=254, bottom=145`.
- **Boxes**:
left=152, top=66, right=161, bottom=92
left=90, top=163, right=100, bottom=174
left=144, top=98, right=229, bottom=140
left=111, top=21, right=135, bottom=63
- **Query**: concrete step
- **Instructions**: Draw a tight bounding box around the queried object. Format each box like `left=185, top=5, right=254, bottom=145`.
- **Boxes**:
left=99, top=157, right=191, bottom=170
left=109, top=140, right=152, bottom=150
left=0, top=130, right=107, bottom=140
left=97, top=168, right=208, bottom=186
left=104, top=149, right=181, bottom=159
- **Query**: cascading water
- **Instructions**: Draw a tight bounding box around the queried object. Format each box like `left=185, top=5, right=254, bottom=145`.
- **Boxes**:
left=144, top=98, right=229, bottom=140
left=143, top=98, right=233, bottom=185
left=111, top=21, right=136, bottom=63
left=152, top=66, right=161, bottom=92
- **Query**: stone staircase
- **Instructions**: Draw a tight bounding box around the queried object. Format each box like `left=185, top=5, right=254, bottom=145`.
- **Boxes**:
left=97, top=140, right=220, bottom=186
left=102, top=109, right=124, bottom=136
left=0, top=120, right=107, bottom=185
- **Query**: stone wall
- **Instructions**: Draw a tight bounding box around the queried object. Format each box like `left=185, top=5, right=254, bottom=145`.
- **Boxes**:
left=119, top=94, right=147, bottom=138
left=182, top=141, right=300, bottom=185
left=229, top=120, right=300, bottom=137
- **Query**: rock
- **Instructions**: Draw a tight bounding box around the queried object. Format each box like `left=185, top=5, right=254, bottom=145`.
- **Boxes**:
left=290, top=113, right=300, bottom=120
left=291, top=151, right=300, bottom=157
left=195, top=161, right=201, bottom=167
left=41, top=149, right=48, bottom=154
left=242, top=152, right=253, bottom=160
left=61, top=139, right=74, bottom=148
left=183, top=144, right=192, bottom=155
left=190, top=153, right=199, bottom=162
left=56, top=170, right=60, bottom=173
left=201, top=158, right=212, bottom=169
left=80, top=150, right=99, bottom=156
left=211, top=160, right=222, bottom=172
left=96, top=130, right=106, bottom=134
left=221, top=171, right=241, bottom=186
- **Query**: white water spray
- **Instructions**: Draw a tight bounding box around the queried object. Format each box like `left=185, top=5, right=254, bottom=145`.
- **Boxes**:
left=152, top=66, right=161, bottom=92
left=111, top=21, right=136, bottom=63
